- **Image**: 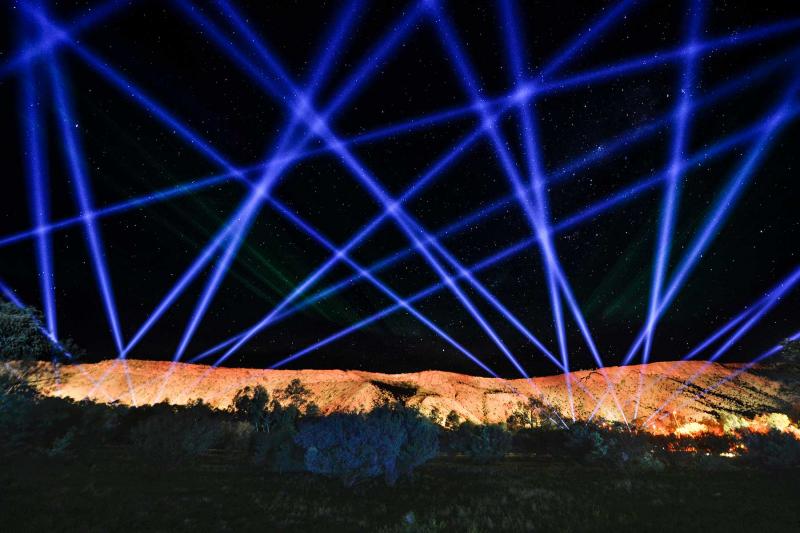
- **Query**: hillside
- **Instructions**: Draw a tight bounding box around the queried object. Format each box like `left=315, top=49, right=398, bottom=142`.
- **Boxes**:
left=20, top=358, right=800, bottom=433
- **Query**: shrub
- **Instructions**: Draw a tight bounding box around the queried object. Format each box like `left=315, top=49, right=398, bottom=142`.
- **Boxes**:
left=564, top=423, right=605, bottom=461
left=129, top=403, right=225, bottom=465
left=395, top=407, right=440, bottom=480
left=564, top=423, right=665, bottom=471
left=450, top=422, right=512, bottom=463
left=295, top=405, right=438, bottom=486
left=743, top=429, right=800, bottom=469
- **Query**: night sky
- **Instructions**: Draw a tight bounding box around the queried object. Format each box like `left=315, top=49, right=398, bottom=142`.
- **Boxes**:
left=1, top=0, right=799, bottom=376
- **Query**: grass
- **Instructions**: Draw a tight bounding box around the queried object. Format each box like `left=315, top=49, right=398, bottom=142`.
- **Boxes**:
left=2, top=450, right=798, bottom=532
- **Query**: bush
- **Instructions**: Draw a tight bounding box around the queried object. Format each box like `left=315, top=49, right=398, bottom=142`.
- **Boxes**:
left=1, top=373, right=132, bottom=456
left=743, top=430, right=800, bottom=469
left=450, top=422, right=511, bottom=463
left=395, top=407, right=440, bottom=480
left=295, top=405, right=438, bottom=487
left=564, top=423, right=665, bottom=471
left=564, top=423, right=607, bottom=462
left=129, top=402, right=226, bottom=465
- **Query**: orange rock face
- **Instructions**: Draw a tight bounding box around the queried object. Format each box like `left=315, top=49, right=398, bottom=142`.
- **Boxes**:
left=27, top=358, right=800, bottom=433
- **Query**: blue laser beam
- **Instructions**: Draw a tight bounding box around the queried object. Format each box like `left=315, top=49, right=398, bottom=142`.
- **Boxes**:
left=45, top=45, right=125, bottom=355
left=19, top=21, right=57, bottom=340
left=188, top=4, right=797, bottom=377
left=643, top=265, right=800, bottom=427
left=635, top=0, right=704, bottom=421
left=498, top=0, right=574, bottom=418
left=146, top=0, right=365, bottom=402
left=190, top=102, right=800, bottom=374
left=648, top=328, right=800, bottom=428
left=531, top=18, right=800, bottom=98
left=0, top=277, right=70, bottom=361
left=166, top=0, right=363, bottom=364
left=681, top=302, right=767, bottom=362
left=629, top=279, right=779, bottom=416
left=0, top=0, right=130, bottom=80
left=198, top=1, right=545, bottom=379
left=1, top=42, right=790, bottom=258
left=433, top=0, right=636, bottom=423
left=622, top=74, right=800, bottom=366
left=539, top=0, right=644, bottom=79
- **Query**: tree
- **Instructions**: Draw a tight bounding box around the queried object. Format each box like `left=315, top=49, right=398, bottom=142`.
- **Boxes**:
left=231, top=385, right=271, bottom=431
left=278, top=378, right=310, bottom=406
left=232, top=384, right=310, bottom=470
left=0, top=301, right=79, bottom=361
left=507, top=398, right=545, bottom=430
left=276, top=378, right=319, bottom=414
left=445, top=410, right=461, bottom=430
left=778, top=339, right=800, bottom=368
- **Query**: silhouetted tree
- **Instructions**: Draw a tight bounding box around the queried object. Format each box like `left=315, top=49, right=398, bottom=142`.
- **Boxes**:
left=232, top=385, right=271, bottom=431
left=445, top=410, right=461, bottom=430
left=778, top=339, right=800, bottom=368
left=0, top=301, right=80, bottom=361
left=279, top=378, right=310, bottom=406
left=507, top=398, right=545, bottom=430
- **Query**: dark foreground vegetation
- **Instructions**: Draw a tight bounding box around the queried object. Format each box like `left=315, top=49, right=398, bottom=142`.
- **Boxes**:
left=4, top=448, right=799, bottom=532
left=2, top=309, right=800, bottom=531
left=2, top=368, right=800, bottom=532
